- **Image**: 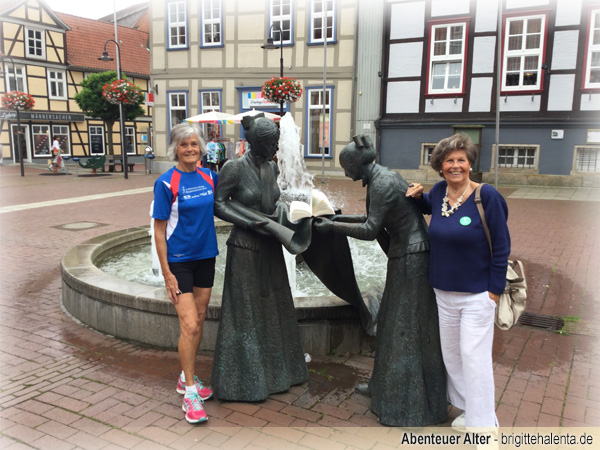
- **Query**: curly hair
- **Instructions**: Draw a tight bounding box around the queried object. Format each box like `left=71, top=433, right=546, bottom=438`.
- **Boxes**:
left=429, top=134, right=477, bottom=177
left=166, top=122, right=207, bottom=162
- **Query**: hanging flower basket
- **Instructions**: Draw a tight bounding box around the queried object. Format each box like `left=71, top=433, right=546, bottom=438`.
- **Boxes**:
left=1, top=91, right=35, bottom=110
left=261, top=77, right=303, bottom=104
left=102, top=79, right=143, bottom=105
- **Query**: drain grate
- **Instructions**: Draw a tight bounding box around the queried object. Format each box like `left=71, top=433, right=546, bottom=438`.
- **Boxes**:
left=517, top=312, right=564, bottom=331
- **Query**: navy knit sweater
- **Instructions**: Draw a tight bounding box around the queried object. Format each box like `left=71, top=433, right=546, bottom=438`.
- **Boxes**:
left=416, top=182, right=511, bottom=295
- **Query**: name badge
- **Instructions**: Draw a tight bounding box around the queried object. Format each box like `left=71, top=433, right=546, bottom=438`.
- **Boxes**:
left=459, top=216, right=472, bottom=226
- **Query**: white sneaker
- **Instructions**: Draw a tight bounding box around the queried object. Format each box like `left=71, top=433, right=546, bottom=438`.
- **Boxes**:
left=451, top=412, right=466, bottom=431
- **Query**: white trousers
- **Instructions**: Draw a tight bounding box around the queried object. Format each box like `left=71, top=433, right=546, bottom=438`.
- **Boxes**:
left=434, top=289, right=499, bottom=428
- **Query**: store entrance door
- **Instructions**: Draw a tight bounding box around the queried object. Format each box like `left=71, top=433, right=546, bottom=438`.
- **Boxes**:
left=11, top=124, right=31, bottom=163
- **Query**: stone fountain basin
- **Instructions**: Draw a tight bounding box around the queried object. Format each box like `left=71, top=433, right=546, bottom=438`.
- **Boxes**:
left=61, top=226, right=372, bottom=355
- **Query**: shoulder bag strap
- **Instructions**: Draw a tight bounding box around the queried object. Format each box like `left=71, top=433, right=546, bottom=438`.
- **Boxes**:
left=474, top=183, right=493, bottom=255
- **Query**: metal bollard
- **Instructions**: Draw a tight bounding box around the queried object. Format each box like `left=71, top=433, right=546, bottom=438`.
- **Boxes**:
left=72, top=157, right=80, bottom=178
left=146, top=154, right=155, bottom=174
left=62, top=155, right=70, bottom=175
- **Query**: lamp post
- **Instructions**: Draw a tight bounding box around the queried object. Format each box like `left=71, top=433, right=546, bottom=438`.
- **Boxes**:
left=0, top=54, right=25, bottom=177
left=261, top=23, right=285, bottom=117
left=99, top=39, right=128, bottom=179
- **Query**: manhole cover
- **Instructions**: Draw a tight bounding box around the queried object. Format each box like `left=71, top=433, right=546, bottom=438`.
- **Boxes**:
left=57, top=222, right=106, bottom=231
left=517, top=312, right=564, bottom=331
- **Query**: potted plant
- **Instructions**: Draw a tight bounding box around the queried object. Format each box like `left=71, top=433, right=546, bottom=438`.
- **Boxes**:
left=1, top=90, right=35, bottom=110
left=102, top=79, right=143, bottom=105
left=261, top=77, right=303, bottom=104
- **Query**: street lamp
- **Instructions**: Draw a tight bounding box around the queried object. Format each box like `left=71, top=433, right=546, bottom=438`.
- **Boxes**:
left=261, top=23, right=285, bottom=117
left=99, top=39, right=128, bottom=179
left=0, top=54, right=25, bottom=177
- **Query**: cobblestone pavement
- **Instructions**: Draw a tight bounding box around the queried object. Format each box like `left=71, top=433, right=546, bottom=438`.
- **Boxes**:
left=0, top=163, right=599, bottom=449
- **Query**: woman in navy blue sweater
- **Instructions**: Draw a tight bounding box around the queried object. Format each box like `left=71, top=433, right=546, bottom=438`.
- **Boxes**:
left=406, top=134, right=510, bottom=429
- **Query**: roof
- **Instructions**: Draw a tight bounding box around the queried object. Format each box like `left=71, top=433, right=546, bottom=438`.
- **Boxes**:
left=57, top=12, right=149, bottom=78
left=99, top=2, right=148, bottom=27
left=0, top=0, right=70, bottom=31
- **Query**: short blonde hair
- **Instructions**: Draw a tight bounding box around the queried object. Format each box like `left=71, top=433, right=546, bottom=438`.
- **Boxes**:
left=166, top=123, right=207, bottom=162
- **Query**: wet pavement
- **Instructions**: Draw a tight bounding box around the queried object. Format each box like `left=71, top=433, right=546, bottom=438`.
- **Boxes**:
left=0, top=163, right=599, bottom=449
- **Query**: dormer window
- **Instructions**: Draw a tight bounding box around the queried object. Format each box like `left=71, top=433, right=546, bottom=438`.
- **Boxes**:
left=26, top=28, right=45, bottom=59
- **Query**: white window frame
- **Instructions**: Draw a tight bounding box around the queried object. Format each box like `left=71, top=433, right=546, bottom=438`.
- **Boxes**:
left=494, top=144, right=539, bottom=170
left=48, top=70, right=67, bottom=100
left=52, top=125, right=70, bottom=156
left=502, top=14, right=547, bottom=92
left=309, top=0, right=336, bottom=44
left=200, top=89, right=222, bottom=139
left=32, top=125, right=50, bottom=157
left=305, top=86, right=332, bottom=157
left=89, top=126, right=106, bottom=155
left=427, top=21, right=467, bottom=95
left=26, top=28, right=45, bottom=59
left=5, top=65, right=27, bottom=92
left=270, top=0, right=293, bottom=45
left=201, top=0, right=223, bottom=47
left=167, top=0, right=188, bottom=50
left=168, top=91, right=188, bottom=131
left=584, top=9, right=600, bottom=90
left=125, top=127, right=136, bottom=155
left=573, top=145, right=600, bottom=172
left=420, top=143, right=437, bottom=166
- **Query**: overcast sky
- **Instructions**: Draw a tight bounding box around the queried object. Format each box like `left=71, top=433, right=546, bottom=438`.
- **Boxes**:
left=43, top=0, right=146, bottom=20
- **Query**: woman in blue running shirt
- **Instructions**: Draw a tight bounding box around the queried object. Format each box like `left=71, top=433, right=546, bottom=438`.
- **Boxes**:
left=153, top=123, right=218, bottom=424
left=406, top=134, right=510, bottom=430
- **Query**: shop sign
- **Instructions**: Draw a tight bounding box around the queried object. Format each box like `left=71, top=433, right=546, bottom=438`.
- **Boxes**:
left=0, top=110, right=85, bottom=122
left=242, top=91, right=280, bottom=109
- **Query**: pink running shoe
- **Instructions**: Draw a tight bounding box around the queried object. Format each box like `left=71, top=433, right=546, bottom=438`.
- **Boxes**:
left=182, top=392, right=208, bottom=424
left=176, top=375, right=213, bottom=400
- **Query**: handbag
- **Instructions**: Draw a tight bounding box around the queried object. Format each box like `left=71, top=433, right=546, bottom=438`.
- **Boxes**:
left=474, top=184, right=527, bottom=330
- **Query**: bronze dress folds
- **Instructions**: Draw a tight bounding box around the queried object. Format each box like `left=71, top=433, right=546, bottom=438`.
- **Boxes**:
left=211, top=153, right=308, bottom=402
left=337, top=164, right=447, bottom=426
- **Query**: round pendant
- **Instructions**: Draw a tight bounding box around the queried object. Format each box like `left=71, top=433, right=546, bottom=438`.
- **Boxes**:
left=459, top=216, right=472, bottom=226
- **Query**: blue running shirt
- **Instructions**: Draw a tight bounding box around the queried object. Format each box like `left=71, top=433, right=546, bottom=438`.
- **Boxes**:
left=152, top=167, right=219, bottom=263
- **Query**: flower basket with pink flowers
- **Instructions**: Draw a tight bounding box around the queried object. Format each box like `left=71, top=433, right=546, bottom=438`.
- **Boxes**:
left=261, top=77, right=303, bottom=104
left=102, top=79, right=143, bottom=105
left=1, top=91, right=35, bottom=110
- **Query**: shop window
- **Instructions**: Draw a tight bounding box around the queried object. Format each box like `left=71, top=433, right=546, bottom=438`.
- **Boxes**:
left=201, top=0, right=222, bottom=47
left=52, top=125, right=70, bottom=155
left=89, top=126, right=105, bottom=155
left=32, top=125, right=50, bottom=156
left=502, top=14, right=547, bottom=92
left=169, top=91, right=188, bottom=130
left=305, top=86, right=332, bottom=157
left=270, top=0, right=293, bottom=44
left=200, top=90, right=222, bottom=139
left=309, top=0, right=335, bottom=44
left=574, top=146, right=600, bottom=172
left=167, top=0, right=188, bottom=49
left=427, top=21, right=467, bottom=95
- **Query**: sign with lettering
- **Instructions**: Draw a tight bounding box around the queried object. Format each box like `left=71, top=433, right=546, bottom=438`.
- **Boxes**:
left=0, top=110, right=85, bottom=122
left=242, top=91, right=280, bottom=109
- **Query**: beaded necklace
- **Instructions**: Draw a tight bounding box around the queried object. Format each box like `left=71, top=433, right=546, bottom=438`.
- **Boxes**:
left=441, top=184, right=470, bottom=217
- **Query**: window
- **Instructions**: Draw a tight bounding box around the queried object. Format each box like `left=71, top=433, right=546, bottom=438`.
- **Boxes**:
left=270, top=0, right=293, bottom=44
left=584, top=9, right=600, bottom=90
left=125, top=127, right=136, bottom=155
left=574, top=146, right=600, bottom=172
left=305, top=87, right=332, bottom=157
left=48, top=70, right=67, bottom=99
left=89, top=126, right=105, bottom=155
left=502, top=14, right=547, bottom=92
left=5, top=65, right=27, bottom=92
left=309, top=0, right=335, bottom=44
left=52, top=125, right=70, bottom=155
left=427, top=21, right=467, bottom=95
left=32, top=125, right=50, bottom=156
left=201, top=0, right=222, bottom=47
left=421, top=143, right=437, bottom=165
left=200, top=90, right=222, bottom=139
left=497, top=145, right=538, bottom=169
left=167, top=0, right=188, bottom=49
left=169, top=92, right=188, bottom=130
left=26, top=28, right=45, bottom=59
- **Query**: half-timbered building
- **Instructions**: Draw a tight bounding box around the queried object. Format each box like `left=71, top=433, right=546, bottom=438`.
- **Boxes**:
left=0, top=0, right=152, bottom=166
left=379, top=0, right=600, bottom=186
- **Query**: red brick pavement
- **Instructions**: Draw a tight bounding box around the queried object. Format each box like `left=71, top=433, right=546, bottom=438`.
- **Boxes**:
left=0, top=164, right=599, bottom=449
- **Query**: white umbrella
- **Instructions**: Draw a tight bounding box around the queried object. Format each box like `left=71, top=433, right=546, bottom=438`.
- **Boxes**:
left=230, top=108, right=281, bottom=124
left=184, top=111, right=234, bottom=124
